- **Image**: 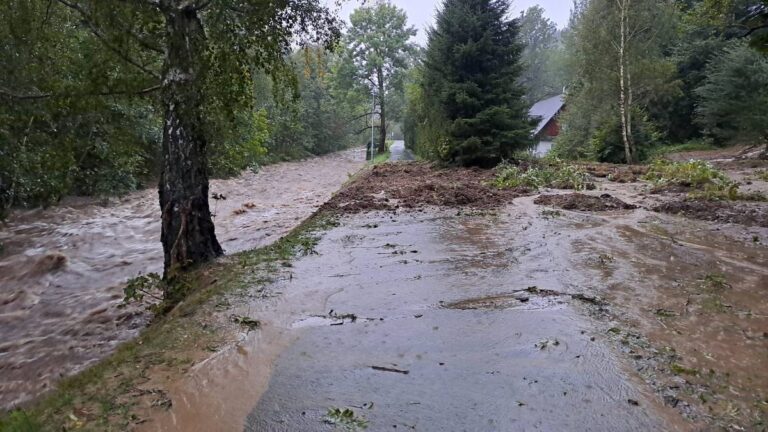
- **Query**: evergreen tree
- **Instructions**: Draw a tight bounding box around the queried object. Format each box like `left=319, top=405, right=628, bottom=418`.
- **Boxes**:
left=695, top=40, right=768, bottom=148
left=421, top=0, right=534, bottom=167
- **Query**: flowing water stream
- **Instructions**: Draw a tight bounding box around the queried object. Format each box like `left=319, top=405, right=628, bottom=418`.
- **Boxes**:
left=0, top=149, right=365, bottom=409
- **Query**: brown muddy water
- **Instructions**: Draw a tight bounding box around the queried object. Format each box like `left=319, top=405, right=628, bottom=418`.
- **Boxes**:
left=142, top=193, right=768, bottom=431
left=0, top=149, right=364, bottom=410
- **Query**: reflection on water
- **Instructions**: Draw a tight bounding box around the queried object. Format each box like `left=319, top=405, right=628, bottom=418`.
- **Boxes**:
left=0, top=149, right=363, bottom=409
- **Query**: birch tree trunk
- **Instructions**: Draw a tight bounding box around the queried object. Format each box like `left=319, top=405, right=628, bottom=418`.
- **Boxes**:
left=617, top=0, right=635, bottom=164
left=158, top=3, right=223, bottom=280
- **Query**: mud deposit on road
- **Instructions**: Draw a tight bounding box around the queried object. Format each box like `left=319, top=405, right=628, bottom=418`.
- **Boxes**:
left=0, top=149, right=364, bottom=409
left=654, top=199, right=768, bottom=227
left=167, top=208, right=680, bottom=431
left=535, top=193, right=637, bottom=211
left=321, top=162, right=529, bottom=213
left=580, top=163, right=649, bottom=183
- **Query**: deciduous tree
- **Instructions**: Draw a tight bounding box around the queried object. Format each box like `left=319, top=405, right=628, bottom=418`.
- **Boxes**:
left=2, top=0, right=340, bottom=285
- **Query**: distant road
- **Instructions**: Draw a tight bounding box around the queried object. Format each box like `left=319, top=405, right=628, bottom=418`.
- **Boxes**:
left=389, top=140, right=415, bottom=161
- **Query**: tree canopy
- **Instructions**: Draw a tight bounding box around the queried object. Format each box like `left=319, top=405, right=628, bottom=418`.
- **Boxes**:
left=336, top=3, right=417, bottom=153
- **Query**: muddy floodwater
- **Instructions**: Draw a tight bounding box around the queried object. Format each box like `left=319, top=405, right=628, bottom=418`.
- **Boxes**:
left=140, top=183, right=768, bottom=431
left=0, top=149, right=364, bottom=410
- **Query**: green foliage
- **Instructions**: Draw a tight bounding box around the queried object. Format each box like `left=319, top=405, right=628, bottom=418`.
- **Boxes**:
left=413, top=0, right=534, bottom=167
left=554, top=0, right=678, bottom=163
left=695, top=40, right=768, bottom=145
left=209, top=109, right=270, bottom=177
left=587, top=111, right=662, bottom=163
left=123, top=273, right=162, bottom=303
left=492, top=161, right=592, bottom=190
left=640, top=159, right=766, bottom=201
left=323, top=407, right=368, bottom=430
left=0, top=2, right=162, bottom=212
left=335, top=3, right=417, bottom=153
left=0, top=410, right=41, bottom=432
left=1, top=0, right=341, bottom=217
left=518, top=6, right=566, bottom=102
left=256, top=48, right=363, bottom=164
left=644, top=159, right=732, bottom=189
left=646, top=138, right=717, bottom=159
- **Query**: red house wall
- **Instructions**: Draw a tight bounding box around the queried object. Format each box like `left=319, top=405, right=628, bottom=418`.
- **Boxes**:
left=542, top=117, right=560, bottom=138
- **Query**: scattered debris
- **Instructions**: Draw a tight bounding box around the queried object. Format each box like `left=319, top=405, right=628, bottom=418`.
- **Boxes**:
left=535, top=338, right=561, bottom=350
left=571, top=293, right=609, bottom=307
left=230, top=314, right=260, bottom=330
left=323, top=407, right=368, bottom=430
left=371, top=365, right=410, bottom=375
left=320, top=162, right=530, bottom=214
left=580, top=163, right=648, bottom=183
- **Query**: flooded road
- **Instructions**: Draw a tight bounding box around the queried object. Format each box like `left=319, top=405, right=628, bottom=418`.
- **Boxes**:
left=0, top=149, right=365, bottom=410
left=144, top=197, right=748, bottom=431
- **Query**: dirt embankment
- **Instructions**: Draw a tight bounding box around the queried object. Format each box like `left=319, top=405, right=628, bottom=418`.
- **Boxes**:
left=321, top=162, right=530, bottom=214
left=654, top=200, right=768, bottom=228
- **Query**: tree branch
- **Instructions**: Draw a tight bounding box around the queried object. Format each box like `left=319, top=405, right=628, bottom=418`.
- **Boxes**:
left=743, top=23, right=768, bottom=37
left=0, top=84, right=162, bottom=101
left=354, top=125, right=380, bottom=135
left=56, top=0, right=161, bottom=79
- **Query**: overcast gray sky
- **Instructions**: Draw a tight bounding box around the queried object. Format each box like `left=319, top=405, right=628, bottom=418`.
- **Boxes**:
left=326, top=0, right=572, bottom=45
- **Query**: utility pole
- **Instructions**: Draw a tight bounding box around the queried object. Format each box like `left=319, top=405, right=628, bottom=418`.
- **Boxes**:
left=370, top=85, right=376, bottom=162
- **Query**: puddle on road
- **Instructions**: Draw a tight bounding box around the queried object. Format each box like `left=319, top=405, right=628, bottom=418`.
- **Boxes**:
left=0, top=149, right=364, bottom=409
left=442, top=289, right=567, bottom=311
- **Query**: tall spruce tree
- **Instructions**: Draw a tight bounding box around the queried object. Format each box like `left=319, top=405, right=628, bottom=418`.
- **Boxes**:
left=422, top=0, right=534, bottom=167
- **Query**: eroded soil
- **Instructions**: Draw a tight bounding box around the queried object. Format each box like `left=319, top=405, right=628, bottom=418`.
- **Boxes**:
left=654, top=200, right=768, bottom=228
left=535, top=193, right=637, bottom=211
left=320, top=162, right=530, bottom=214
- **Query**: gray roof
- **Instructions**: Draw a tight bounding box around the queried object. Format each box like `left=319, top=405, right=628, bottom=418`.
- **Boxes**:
left=529, top=94, right=565, bottom=136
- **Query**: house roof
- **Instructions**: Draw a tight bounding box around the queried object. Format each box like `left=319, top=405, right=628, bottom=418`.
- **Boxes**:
left=529, top=94, right=565, bottom=136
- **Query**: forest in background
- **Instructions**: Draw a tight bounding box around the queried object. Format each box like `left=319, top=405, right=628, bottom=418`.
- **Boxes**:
left=0, top=1, right=419, bottom=217
left=4, top=0, right=767, bottom=217
left=405, top=0, right=768, bottom=165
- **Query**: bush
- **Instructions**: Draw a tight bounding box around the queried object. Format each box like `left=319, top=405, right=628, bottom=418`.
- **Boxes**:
left=643, top=159, right=732, bottom=189
left=493, top=160, right=593, bottom=191
left=643, top=159, right=766, bottom=201
left=646, top=139, right=717, bottom=160
left=588, top=112, right=662, bottom=163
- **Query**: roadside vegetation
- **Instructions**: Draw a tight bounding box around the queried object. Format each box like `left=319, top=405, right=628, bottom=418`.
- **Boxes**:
left=644, top=160, right=767, bottom=201
left=492, top=161, right=593, bottom=191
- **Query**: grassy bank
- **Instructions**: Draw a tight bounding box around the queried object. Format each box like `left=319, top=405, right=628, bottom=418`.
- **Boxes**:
left=372, top=151, right=391, bottom=165
left=0, top=213, right=339, bottom=431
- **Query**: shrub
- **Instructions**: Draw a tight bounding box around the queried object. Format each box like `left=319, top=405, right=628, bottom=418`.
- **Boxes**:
left=493, top=161, right=593, bottom=191
left=643, top=159, right=766, bottom=201
left=643, top=159, right=732, bottom=189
